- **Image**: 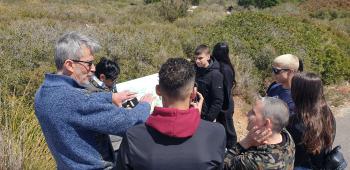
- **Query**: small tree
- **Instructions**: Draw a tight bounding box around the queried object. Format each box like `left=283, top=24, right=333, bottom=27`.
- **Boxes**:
left=191, top=0, right=200, bottom=6
left=238, top=0, right=280, bottom=8
left=159, top=0, right=190, bottom=22
left=256, top=0, right=279, bottom=8
left=238, top=0, right=256, bottom=8
left=144, top=0, right=161, bottom=4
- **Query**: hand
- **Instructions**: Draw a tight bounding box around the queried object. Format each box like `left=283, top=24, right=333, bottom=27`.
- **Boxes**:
left=139, top=93, right=155, bottom=105
left=239, top=126, right=272, bottom=149
left=190, top=92, right=204, bottom=114
left=112, top=90, right=137, bottom=107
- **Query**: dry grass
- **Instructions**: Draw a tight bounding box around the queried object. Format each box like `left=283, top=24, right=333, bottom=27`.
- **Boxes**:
left=0, top=71, right=55, bottom=169
left=0, top=1, right=229, bottom=169
left=0, top=0, right=348, bottom=169
left=325, top=83, right=350, bottom=108
left=299, top=0, right=350, bottom=12
left=233, top=96, right=250, bottom=141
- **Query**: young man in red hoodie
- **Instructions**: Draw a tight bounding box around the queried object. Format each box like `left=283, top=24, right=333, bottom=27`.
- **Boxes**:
left=117, top=58, right=226, bottom=170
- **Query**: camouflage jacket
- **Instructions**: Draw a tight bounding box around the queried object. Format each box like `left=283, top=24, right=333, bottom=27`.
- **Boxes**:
left=224, top=129, right=295, bottom=170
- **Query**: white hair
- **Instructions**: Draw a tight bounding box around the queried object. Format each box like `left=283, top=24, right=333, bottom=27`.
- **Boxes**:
left=258, top=96, right=289, bottom=132
left=273, top=54, right=299, bottom=71
left=54, top=32, right=101, bottom=70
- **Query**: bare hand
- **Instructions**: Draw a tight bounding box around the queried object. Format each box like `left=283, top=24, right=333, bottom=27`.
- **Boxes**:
left=112, top=90, right=137, bottom=107
left=139, top=93, right=155, bottom=105
left=240, top=126, right=272, bottom=149
left=190, top=92, right=204, bottom=114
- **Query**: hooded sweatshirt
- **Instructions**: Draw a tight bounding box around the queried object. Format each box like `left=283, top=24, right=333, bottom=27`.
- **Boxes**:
left=116, top=107, right=226, bottom=170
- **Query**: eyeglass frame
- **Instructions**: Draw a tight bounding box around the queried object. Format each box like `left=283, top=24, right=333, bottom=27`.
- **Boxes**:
left=71, top=59, right=94, bottom=67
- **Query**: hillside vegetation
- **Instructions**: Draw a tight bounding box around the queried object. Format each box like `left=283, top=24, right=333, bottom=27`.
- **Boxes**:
left=0, top=0, right=349, bottom=169
left=201, top=12, right=350, bottom=88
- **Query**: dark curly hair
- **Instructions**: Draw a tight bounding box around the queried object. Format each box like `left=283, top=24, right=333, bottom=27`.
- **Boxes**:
left=95, top=57, right=120, bottom=81
left=159, top=58, right=196, bottom=99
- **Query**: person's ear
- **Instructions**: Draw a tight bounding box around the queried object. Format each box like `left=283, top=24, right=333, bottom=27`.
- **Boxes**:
left=265, top=118, right=273, bottom=130
left=156, top=85, right=162, bottom=96
left=206, top=53, right=211, bottom=61
left=63, top=60, right=74, bottom=73
left=190, top=86, right=197, bottom=100
left=99, top=74, right=106, bottom=81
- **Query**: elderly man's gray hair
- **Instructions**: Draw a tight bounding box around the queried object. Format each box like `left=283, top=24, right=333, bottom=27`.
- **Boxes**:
left=55, top=32, right=101, bottom=70
left=258, top=96, right=289, bottom=133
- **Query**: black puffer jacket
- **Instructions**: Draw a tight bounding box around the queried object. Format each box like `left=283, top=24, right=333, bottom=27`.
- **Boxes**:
left=195, top=59, right=224, bottom=121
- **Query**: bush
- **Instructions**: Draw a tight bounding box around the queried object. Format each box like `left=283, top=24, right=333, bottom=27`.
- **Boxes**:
left=238, top=0, right=280, bottom=8
left=159, top=0, right=190, bottom=22
left=144, top=0, right=160, bottom=4
left=310, top=10, right=350, bottom=20
left=0, top=1, right=349, bottom=169
left=200, top=12, right=350, bottom=86
left=0, top=67, right=55, bottom=169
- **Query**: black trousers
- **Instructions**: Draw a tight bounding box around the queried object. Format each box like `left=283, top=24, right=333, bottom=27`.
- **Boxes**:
left=216, top=110, right=237, bottom=149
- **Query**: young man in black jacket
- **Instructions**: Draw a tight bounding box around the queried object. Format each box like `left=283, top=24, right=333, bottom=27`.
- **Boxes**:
left=194, top=45, right=224, bottom=121
left=117, top=58, right=226, bottom=170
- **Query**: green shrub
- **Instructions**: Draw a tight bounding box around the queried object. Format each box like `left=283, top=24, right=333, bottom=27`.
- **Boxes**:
left=191, top=0, right=200, bottom=5
left=200, top=12, right=350, bottom=86
left=310, top=10, right=350, bottom=20
left=159, top=0, right=190, bottom=22
left=238, top=0, right=280, bottom=8
left=144, top=0, right=160, bottom=4
left=0, top=1, right=349, bottom=169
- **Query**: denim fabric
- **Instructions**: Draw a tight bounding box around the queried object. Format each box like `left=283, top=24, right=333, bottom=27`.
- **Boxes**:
left=294, top=166, right=312, bottom=170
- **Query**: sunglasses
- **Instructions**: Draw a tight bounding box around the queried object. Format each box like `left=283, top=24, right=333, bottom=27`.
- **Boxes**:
left=71, top=60, right=94, bottom=67
left=272, top=67, right=289, bottom=74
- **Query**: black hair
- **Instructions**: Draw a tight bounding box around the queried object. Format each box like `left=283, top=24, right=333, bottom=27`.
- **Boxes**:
left=159, top=58, right=196, bottom=99
left=95, top=57, right=120, bottom=80
left=212, top=42, right=237, bottom=88
left=298, top=59, right=304, bottom=72
left=194, top=44, right=210, bottom=56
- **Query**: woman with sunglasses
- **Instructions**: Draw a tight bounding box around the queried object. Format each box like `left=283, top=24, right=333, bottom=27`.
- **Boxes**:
left=288, top=72, right=336, bottom=169
left=266, top=54, right=301, bottom=115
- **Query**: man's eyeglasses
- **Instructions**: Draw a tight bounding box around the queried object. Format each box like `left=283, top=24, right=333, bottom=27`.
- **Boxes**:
left=272, top=67, right=289, bottom=74
left=71, top=60, right=94, bottom=67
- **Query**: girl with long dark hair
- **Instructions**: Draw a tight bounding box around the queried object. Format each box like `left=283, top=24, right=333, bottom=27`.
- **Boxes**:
left=212, top=42, right=237, bottom=148
left=288, top=72, right=336, bottom=169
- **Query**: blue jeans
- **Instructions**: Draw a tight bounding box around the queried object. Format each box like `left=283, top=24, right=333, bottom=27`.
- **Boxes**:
left=294, top=167, right=312, bottom=170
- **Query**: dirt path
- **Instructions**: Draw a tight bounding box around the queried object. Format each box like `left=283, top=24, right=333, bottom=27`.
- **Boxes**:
left=333, top=104, right=350, bottom=164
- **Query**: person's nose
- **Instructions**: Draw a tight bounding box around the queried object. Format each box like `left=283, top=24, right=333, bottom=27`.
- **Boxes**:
left=90, top=64, right=96, bottom=72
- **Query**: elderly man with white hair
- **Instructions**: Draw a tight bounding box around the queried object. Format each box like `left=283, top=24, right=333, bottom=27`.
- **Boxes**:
left=34, top=32, right=154, bottom=169
left=224, top=96, right=295, bottom=170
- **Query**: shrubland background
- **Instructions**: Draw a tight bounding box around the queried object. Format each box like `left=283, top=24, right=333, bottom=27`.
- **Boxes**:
left=0, top=0, right=349, bottom=169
